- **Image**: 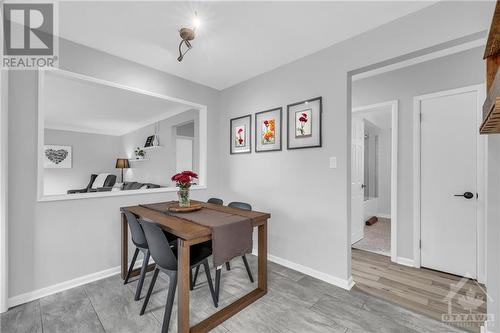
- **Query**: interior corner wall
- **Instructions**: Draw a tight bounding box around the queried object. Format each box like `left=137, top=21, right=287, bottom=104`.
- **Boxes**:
left=487, top=135, right=500, bottom=333
left=7, top=38, right=221, bottom=299
left=218, top=1, right=493, bottom=284
left=121, top=110, right=199, bottom=186
left=351, top=46, right=485, bottom=259
left=43, top=129, right=121, bottom=195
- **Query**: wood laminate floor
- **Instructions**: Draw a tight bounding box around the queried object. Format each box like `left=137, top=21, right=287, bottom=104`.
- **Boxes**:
left=1, top=254, right=467, bottom=333
left=352, top=248, right=487, bottom=333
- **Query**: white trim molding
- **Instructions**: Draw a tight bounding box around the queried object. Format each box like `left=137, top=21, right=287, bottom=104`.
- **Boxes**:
left=36, top=69, right=208, bottom=202
left=396, top=257, right=414, bottom=267
left=413, top=84, right=487, bottom=282
left=0, top=70, right=9, bottom=313
left=8, top=258, right=147, bottom=309
left=253, top=251, right=354, bottom=290
left=352, top=100, right=399, bottom=263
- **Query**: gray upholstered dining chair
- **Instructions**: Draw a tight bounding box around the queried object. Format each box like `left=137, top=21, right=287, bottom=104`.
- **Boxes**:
left=139, top=220, right=218, bottom=333
left=122, top=210, right=151, bottom=301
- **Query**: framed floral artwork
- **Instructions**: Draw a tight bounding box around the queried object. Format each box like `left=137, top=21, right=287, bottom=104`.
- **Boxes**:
left=230, top=114, right=252, bottom=154
left=255, top=107, right=282, bottom=152
left=287, top=97, right=322, bottom=150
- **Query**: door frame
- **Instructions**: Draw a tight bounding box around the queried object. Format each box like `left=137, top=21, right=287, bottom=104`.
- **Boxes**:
left=412, top=84, right=486, bottom=282
left=352, top=100, right=399, bottom=262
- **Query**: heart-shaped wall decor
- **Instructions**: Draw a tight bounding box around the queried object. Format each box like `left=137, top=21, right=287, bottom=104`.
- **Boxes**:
left=45, top=149, right=68, bottom=164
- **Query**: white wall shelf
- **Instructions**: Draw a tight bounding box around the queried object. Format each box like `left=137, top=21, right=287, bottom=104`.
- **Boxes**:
left=130, top=158, right=149, bottom=162
left=143, top=145, right=163, bottom=151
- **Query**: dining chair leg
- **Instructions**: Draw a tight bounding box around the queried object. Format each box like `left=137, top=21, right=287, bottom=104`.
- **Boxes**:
left=124, top=248, right=139, bottom=285
left=242, top=255, right=254, bottom=283
left=225, top=262, right=231, bottom=271
left=191, top=264, right=200, bottom=290
left=203, top=260, right=218, bottom=308
left=134, top=250, right=150, bottom=301
left=162, top=271, right=177, bottom=333
left=140, top=267, right=159, bottom=315
left=215, top=267, right=221, bottom=303
left=190, top=267, right=193, bottom=291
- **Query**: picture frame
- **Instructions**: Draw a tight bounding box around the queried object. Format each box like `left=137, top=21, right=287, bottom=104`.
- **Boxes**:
left=287, top=97, right=322, bottom=150
left=230, top=114, right=252, bottom=154
left=144, top=135, right=155, bottom=147
left=255, top=107, right=282, bottom=153
left=44, top=145, right=72, bottom=168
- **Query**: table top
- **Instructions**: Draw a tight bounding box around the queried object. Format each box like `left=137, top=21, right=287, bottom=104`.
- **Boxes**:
left=121, top=200, right=270, bottom=242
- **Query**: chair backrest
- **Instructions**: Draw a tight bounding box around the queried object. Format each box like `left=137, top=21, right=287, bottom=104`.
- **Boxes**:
left=123, top=210, right=148, bottom=249
left=104, top=174, right=117, bottom=187
left=207, top=198, right=223, bottom=205
left=140, top=220, right=178, bottom=271
left=86, top=174, right=98, bottom=190
left=228, top=201, right=252, bottom=211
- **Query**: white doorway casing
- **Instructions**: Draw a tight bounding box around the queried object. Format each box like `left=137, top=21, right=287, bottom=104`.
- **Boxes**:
left=413, top=84, right=486, bottom=282
left=352, top=100, right=398, bottom=263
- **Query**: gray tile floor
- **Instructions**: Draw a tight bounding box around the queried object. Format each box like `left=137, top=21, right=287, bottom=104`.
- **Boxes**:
left=1, top=255, right=465, bottom=333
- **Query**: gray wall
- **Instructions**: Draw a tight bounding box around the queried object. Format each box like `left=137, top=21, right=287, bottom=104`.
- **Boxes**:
left=7, top=4, right=499, bottom=328
left=8, top=38, right=221, bottom=297
left=487, top=136, right=500, bottom=332
left=121, top=110, right=199, bottom=186
left=352, top=46, right=485, bottom=259
left=44, top=129, right=121, bottom=195
left=217, top=1, right=493, bottom=283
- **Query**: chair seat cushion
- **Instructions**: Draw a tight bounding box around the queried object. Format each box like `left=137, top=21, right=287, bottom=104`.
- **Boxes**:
left=169, top=240, right=213, bottom=266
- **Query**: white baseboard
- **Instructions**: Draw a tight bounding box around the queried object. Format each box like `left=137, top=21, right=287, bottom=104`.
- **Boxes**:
left=8, top=259, right=147, bottom=308
left=377, top=213, right=391, bottom=219
left=396, top=257, right=414, bottom=267
left=253, top=250, right=354, bottom=290
left=351, top=230, right=363, bottom=244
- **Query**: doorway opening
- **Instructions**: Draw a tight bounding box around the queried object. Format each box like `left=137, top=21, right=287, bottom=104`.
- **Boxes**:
left=347, top=33, right=488, bottom=331
left=351, top=101, right=398, bottom=260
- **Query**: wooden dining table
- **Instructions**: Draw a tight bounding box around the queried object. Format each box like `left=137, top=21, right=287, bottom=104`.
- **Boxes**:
left=120, top=200, right=270, bottom=333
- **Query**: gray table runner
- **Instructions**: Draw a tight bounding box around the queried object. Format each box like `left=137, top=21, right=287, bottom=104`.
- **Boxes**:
left=140, top=202, right=253, bottom=267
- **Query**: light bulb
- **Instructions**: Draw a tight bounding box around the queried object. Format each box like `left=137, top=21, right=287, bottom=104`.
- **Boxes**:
left=193, top=16, right=201, bottom=29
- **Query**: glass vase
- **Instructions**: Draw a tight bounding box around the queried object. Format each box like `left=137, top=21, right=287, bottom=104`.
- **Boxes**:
left=178, top=188, right=190, bottom=207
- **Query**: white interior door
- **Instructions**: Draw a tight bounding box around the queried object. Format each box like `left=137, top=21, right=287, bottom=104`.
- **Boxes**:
left=419, top=89, right=477, bottom=278
left=176, top=137, right=193, bottom=173
left=351, top=117, right=365, bottom=244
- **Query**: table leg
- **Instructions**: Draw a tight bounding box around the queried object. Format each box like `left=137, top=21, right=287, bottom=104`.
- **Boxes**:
left=121, top=213, right=128, bottom=280
left=178, top=239, right=190, bottom=333
left=258, top=222, right=267, bottom=291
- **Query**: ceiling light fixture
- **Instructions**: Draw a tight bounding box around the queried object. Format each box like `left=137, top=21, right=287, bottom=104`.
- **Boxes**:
left=177, top=12, right=200, bottom=62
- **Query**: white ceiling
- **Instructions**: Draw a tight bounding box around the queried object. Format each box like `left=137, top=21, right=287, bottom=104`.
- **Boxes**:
left=58, top=1, right=435, bottom=90
left=43, top=72, right=192, bottom=136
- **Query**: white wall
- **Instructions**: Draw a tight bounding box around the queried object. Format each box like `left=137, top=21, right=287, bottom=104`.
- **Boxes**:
left=121, top=110, right=199, bottom=186
left=43, top=129, right=121, bottom=195
left=218, top=1, right=493, bottom=285
left=7, top=38, right=221, bottom=299
left=487, top=136, right=500, bottom=332
left=352, top=46, right=485, bottom=259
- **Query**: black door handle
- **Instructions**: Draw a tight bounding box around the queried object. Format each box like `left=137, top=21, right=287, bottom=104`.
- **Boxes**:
left=454, top=192, right=474, bottom=199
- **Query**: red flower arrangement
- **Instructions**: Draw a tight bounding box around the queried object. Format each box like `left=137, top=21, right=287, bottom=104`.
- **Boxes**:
left=171, top=170, right=198, bottom=189
left=297, top=112, right=309, bottom=135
